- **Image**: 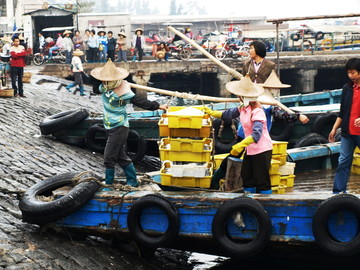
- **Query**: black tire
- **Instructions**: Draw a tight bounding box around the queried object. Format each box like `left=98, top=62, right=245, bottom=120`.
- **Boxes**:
left=85, top=123, right=107, bottom=153
left=315, top=31, right=324, bottom=40
left=213, top=118, right=239, bottom=154
left=294, top=132, right=328, bottom=148
left=312, top=194, right=360, bottom=256
left=311, top=113, right=338, bottom=139
left=85, top=124, right=147, bottom=164
left=19, top=172, right=100, bottom=225
left=270, top=119, right=292, bottom=141
left=290, top=33, right=300, bottom=41
left=39, top=108, right=89, bottom=135
left=212, top=197, right=271, bottom=258
left=58, top=51, right=66, bottom=64
left=33, top=53, right=45, bottom=66
left=127, top=194, right=179, bottom=248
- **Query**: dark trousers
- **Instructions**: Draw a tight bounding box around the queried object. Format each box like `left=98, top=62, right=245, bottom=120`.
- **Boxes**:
left=104, top=126, right=131, bottom=169
left=88, top=47, right=98, bottom=63
left=136, top=47, right=143, bottom=61
left=10, top=66, right=24, bottom=96
left=107, top=50, right=115, bottom=61
left=241, top=150, right=272, bottom=191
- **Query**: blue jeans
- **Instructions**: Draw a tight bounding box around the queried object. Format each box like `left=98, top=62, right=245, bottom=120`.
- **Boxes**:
left=99, top=48, right=107, bottom=63
left=333, top=135, right=360, bottom=193
left=49, top=46, right=61, bottom=58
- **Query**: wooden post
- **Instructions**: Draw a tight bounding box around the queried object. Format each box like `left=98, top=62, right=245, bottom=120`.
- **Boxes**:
left=224, top=157, right=243, bottom=191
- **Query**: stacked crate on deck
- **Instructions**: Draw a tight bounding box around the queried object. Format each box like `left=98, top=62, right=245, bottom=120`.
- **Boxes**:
left=271, top=141, right=295, bottom=194
left=158, top=107, right=214, bottom=188
left=351, top=146, right=360, bottom=175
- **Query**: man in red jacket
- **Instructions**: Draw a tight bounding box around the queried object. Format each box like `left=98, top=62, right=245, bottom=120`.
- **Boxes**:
left=10, top=36, right=27, bottom=97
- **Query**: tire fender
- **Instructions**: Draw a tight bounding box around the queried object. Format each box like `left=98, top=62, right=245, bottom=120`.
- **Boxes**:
left=39, top=108, right=89, bottom=135
left=19, top=172, right=100, bottom=224
left=294, top=132, right=328, bottom=148
left=212, top=197, right=272, bottom=258
left=311, top=113, right=338, bottom=138
left=312, top=194, right=360, bottom=256
left=269, top=119, right=292, bottom=141
left=127, top=194, right=179, bottom=248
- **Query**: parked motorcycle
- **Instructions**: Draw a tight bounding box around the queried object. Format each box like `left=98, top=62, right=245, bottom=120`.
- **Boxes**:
left=215, top=38, right=250, bottom=60
left=33, top=43, right=66, bottom=65
left=166, top=43, right=192, bottom=61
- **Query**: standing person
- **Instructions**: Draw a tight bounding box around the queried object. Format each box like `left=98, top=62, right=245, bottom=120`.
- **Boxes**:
left=131, top=28, right=145, bottom=62
left=116, top=32, right=127, bottom=62
left=205, top=74, right=273, bottom=194
left=72, top=30, right=84, bottom=62
left=86, top=30, right=99, bottom=63
left=62, top=30, right=73, bottom=64
left=38, top=32, right=45, bottom=52
left=236, top=28, right=244, bottom=46
left=82, top=29, right=90, bottom=62
left=90, top=59, right=168, bottom=188
left=107, top=31, right=116, bottom=62
left=49, top=33, right=63, bottom=60
left=65, top=49, right=86, bottom=96
left=329, top=58, right=360, bottom=194
left=9, top=36, right=27, bottom=97
left=98, top=30, right=108, bottom=63
left=242, top=40, right=276, bottom=84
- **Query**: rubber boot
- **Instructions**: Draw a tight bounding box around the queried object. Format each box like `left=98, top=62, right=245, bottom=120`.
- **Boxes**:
left=210, top=167, right=226, bottom=190
left=79, top=86, right=86, bottom=96
left=259, top=189, right=272, bottom=194
left=103, top=168, right=115, bottom=191
left=65, top=82, right=75, bottom=92
left=244, top=187, right=256, bottom=193
left=123, top=163, right=139, bottom=187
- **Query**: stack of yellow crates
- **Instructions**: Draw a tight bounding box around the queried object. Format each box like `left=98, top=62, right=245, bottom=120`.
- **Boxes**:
left=158, top=106, right=214, bottom=188
left=271, top=141, right=295, bottom=194
left=351, top=146, right=360, bottom=175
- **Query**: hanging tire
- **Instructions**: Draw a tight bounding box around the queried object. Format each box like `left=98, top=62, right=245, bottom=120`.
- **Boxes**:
left=270, top=119, right=292, bottom=141
left=293, top=132, right=328, bottom=148
left=127, top=194, right=179, bottom=249
left=315, top=31, right=324, bottom=40
left=311, top=113, right=338, bottom=139
left=212, top=197, right=271, bottom=258
left=39, top=108, right=89, bottom=135
left=312, top=194, right=360, bottom=256
left=85, top=124, right=147, bottom=164
left=290, top=33, right=300, bottom=41
left=213, top=118, right=239, bottom=154
left=19, top=172, right=100, bottom=225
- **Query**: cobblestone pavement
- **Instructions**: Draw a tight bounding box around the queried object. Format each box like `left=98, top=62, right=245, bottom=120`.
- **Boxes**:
left=0, top=67, right=199, bottom=270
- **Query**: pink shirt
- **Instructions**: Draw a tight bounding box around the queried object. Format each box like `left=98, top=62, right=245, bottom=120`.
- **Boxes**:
left=240, top=106, right=273, bottom=155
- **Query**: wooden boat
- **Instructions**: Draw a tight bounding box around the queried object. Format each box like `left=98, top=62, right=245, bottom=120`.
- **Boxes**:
left=18, top=171, right=360, bottom=259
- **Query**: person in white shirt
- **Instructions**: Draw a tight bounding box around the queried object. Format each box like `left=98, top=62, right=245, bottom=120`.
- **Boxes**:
left=38, top=33, right=45, bottom=51
left=65, top=49, right=86, bottom=96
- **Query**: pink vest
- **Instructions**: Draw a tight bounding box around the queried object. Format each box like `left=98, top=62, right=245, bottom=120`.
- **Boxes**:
left=240, top=106, right=273, bottom=155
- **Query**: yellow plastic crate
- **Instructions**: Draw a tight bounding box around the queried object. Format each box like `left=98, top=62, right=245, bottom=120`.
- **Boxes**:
left=158, top=116, right=211, bottom=138
left=270, top=173, right=280, bottom=186
left=166, top=106, right=208, bottom=129
left=279, top=162, right=296, bottom=176
left=272, top=141, right=288, bottom=155
left=159, top=138, right=213, bottom=162
left=269, top=159, right=281, bottom=174
left=272, top=185, right=287, bottom=194
left=280, top=175, right=295, bottom=188
left=351, top=165, right=360, bottom=175
left=272, top=154, right=287, bottom=165
left=160, top=161, right=213, bottom=188
left=214, top=153, right=230, bottom=169
left=352, top=154, right=360, bottom=167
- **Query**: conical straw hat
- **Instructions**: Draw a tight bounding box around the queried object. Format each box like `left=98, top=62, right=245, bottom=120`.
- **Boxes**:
left=259, top=70, right=291, bottom=88
left=90, top=59, right=129, bottom=81
left=225, top=73, right=264, bottom=97
left=73, top=49, right=84, bottom=56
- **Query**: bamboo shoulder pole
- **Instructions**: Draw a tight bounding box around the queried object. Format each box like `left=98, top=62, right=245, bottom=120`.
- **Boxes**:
left=167, top=26, right=295, bottom=114
left=168, top=26, right=243, bottom=80
left=129, top=82, right=279, bottom=106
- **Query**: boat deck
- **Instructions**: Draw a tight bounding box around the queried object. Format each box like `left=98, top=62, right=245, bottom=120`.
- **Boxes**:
left=287, top=169, right=359, bottom=194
